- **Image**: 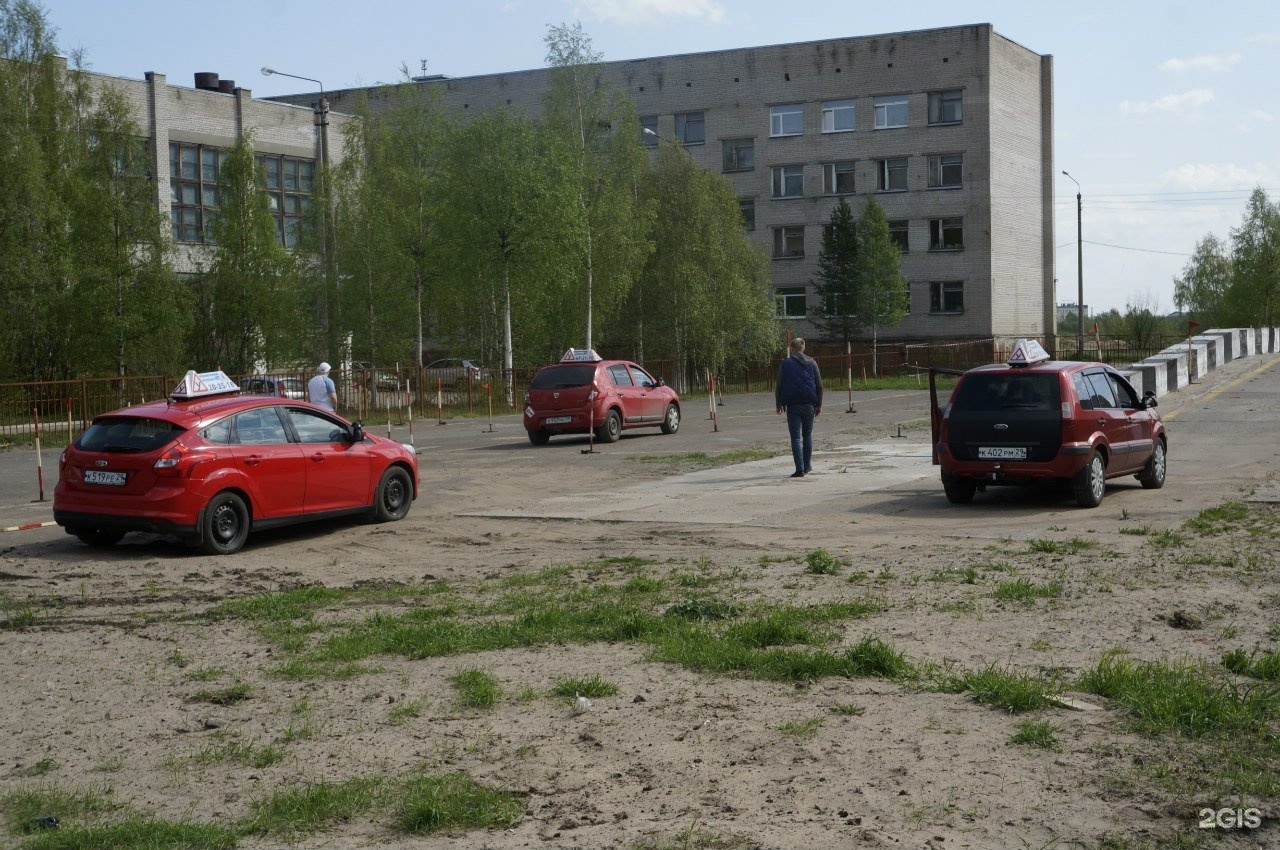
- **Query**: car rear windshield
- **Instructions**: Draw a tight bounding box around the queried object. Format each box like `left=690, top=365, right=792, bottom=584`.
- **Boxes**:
left=76, top=417, right=185, bottom=453
left=529, top=365, right=596, bottom=390
left=953, top=373, right=1058, bottom=411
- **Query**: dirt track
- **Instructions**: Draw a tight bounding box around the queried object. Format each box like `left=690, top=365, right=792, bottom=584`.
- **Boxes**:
left=2, top=358, right=1279, bottom=848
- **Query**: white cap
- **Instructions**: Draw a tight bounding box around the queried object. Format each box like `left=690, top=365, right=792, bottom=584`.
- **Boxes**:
left=318, top=361, right=331, bottom=373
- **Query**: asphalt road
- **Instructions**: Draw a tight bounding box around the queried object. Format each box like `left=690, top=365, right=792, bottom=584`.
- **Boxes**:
left=3, top=352, right=1278, bottom=545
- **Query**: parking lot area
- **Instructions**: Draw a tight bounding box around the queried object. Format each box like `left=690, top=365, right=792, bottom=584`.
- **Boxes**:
left=2, top=356, right=1279, bottom=848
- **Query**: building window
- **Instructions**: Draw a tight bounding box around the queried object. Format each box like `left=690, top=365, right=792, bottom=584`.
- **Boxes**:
left=770, top=103, right=804, bottom=137
left=776, top=286, right=807, bottom=318
left=873, top=94, right=908, bottom=129
left=888, top=220, right=909, bottom=252
left=772, top=226, right=805, bottom=259
left=722, top=137, right=754, bottom=172
left=820, top=99, right=855, bottom=133
left=169, top=142, right=224, bottom=243
left=674, top=111, right=704, bottom=144
left=256, top=153, right=315, bottom=248
left=738, top=197, right=755, bottom=231
left=822, top=161, right=856, bottom=195
left=930, top=280, right=964, bottom=313
left=877, top=157, right=908, bottom=191
left=640, top=115, right=658, bottom=146
left=929, top=217, right=964, bottom=251
left=928, top=89, right=963, bottom=125
left=928, top=154, right=963, bottom=189
left=771, top=165, right=804, bottom=198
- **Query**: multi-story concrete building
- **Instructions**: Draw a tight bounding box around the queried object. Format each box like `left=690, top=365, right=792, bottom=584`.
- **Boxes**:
left=278, top=23, right=1055, bottom=346
left=86, top=67, right=348, bottom=272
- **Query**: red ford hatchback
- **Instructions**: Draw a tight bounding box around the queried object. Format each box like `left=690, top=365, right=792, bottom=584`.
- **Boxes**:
left=932, top=339, right=1167, bottom=507
left=54, top=371, right=419, bottom=554
left=523, top=349, right=681, bottom=445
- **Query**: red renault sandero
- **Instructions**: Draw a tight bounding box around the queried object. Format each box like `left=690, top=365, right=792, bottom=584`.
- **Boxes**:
left=932, top=339, right=1167, bottom=507
left=523, top=348, right=681, bottom=445
left=54, top=370, right=418, bottom=554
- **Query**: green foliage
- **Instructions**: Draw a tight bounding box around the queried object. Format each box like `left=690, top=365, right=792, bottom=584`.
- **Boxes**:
left=450, top=668, right=501, bottom=709
left=953, top=665, right=1057, bottom=713
left=396, top=772, right=523, bottom=834
left=551, top=674, right=618, bottom=699
left=812, top=197, right=861, bottom=342
left=1179, top=186, right=1280, bottom=328
left=855, top=197, right=909, bottom=372
left=1173, top=233, right=1232, bottom=325
left=1009, top=719, right=1059, bottom=750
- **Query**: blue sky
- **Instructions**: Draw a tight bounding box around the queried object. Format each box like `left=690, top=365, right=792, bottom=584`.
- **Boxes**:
left=47, top=0, right=1280, bottom=316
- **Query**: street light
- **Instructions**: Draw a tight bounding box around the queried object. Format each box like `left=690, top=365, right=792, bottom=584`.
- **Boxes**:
left=1062, top=170, right=1083, bottom=358
left=262, top=67, right=336, bottom=357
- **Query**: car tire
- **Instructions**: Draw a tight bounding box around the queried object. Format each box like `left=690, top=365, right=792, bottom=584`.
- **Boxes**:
left=374, top=466, right=413, bottom=522
left=596, top=409, right=622, bottom=443
left=1137, top=438, right=1166, bottom=489
left=527, top=428, right=550, bottom=446
left=75, top=528, right=125, bottom=548
left=941, top=472, right=976, bottom=504
left=200, top=491, right=250, bottom=555
left=1073, top=450, right=1106, bottom=508
left=660, top=403, right=681, bottom=435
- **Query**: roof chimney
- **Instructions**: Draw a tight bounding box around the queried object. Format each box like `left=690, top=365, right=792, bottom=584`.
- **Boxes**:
left=194, top=72, right=220, bottom=91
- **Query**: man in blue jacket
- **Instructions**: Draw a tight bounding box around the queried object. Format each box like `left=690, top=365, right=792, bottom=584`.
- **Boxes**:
left=775, top=338, right=822, bottom=478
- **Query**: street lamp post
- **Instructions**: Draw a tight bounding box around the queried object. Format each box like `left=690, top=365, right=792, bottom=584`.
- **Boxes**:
left=261, top=67, right=336, bottom=358
left=1062, top=170, right=1083, bottom=358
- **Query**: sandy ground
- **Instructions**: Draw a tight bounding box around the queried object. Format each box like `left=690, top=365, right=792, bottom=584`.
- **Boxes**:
left=2, top=358, right=1279, bottom=849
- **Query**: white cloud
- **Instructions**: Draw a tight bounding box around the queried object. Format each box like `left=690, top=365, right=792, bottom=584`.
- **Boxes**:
left=1159, top=162, right=1276, bottom=192
left=577, top=0, right=726, bottom=25
left=1158, top=52, right=1241, bottom=72
left=1246, top=33, right=1280, bottom=45
left=1250, top=109, right=1276, bottom=123
left=1118, top=88, right=1214, bottom=115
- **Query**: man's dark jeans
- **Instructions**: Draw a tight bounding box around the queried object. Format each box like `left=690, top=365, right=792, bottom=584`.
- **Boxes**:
left=786, top=403, right=814, bottom=474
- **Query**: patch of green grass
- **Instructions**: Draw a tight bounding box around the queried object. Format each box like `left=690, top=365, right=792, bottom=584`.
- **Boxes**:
left=450, top=669, right=500, bottom=710
left=1222, top=648, right=1280, bottom=681
left=950, top=665, right=1058, bottom=713
left=1, top=603, right=38, bottom=631
left=1009, top=720, right=1059, bottom=750
left=195, top=739, right=285, bottom=769
left=778, top=716, right=825, bottom=739
left=165, top=650, right=190, bottom=667
left=184, top=666, right=226, bottom=682
left=803, top=549, right=845, bottom=575
left=830, top=703, right=866, bottom=716
left=664, top=598, right=740, bottom=620
left=1, top=783, right=119, bottom=835
left=1118, top=525, right=1153, bottom=536
left=185, top=683, right=251, bottom=706
left=395, top=772, right=523, bottom=834
left=390, top=699, right=423, bottom=724
left=622, top=575, right=665, bottom=594
left=244, top=777, right=383, bottom=838
left=1148, top=529, right=1188, bottom=549
left=630, top=445, right=780, bottom=468
left=551, top=674, right=618, bottom=699
left=1027, top=537, right=1096, bottom=555
left=1184, top=500, right=1249, bottom=536
left=1079, top=652, right=1280, bottom=737
left=10, top=758, right=59, bottom=778
left=18, top=818, right=239, bottom=849
left=992, top=578, right=1063, bottom=604
left=214, top=585, right=350, bottom=622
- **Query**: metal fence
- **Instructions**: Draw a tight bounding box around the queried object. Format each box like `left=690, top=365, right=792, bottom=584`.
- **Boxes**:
left=0, top=336, right=1184, bottom=445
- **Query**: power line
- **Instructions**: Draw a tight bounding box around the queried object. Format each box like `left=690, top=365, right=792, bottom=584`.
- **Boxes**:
left=1056, top=239, right=1194, bottom=257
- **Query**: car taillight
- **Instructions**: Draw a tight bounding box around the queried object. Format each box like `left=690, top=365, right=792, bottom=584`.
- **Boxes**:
left=523, top=391, right=531, bottom=404
left=154, top=443, right=208, bottom=478
left=1061, top=401, right=1072, bottom=421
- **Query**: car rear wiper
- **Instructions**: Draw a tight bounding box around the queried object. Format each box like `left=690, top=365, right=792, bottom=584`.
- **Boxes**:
left=101, top=445, right=145, bottom=452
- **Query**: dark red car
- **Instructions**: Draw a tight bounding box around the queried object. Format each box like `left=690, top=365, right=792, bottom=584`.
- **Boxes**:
left=523, top=349, right=681, bottom=445
left=932, top=339, right=1167, bottom=507
left=54, top=371, right=419, bottom=554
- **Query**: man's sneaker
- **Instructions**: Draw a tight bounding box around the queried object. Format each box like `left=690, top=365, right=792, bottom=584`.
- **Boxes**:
left=804, top=466, right=812, bottom=473
left=790, top=471, right=805, bottom=478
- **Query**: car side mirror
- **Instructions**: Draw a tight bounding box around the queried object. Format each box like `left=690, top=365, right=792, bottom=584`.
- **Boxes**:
left=1141, top=391, right=1158, bottom=409
left=350, top=422, right=365, bottom=443
left=655, top=377, right=666, bottom=388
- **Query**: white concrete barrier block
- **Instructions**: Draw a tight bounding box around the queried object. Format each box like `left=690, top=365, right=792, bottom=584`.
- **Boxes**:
left=1144, top=353, right=1188, bottom=391
left=1189, top=335, right=1223, bottom=371
left=1166, top=343, right=1210, bottom=380
left=1205, top=328, right=1247, bottom=362
left=1131, top=360, right=1168, bottom=397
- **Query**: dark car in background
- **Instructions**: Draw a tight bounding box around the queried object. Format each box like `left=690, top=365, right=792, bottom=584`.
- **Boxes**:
left=932, top=339, right=1166, bottom=507
left=423, top=358, right=487, bottom=390
left=241, top=375, right=306, bottom=400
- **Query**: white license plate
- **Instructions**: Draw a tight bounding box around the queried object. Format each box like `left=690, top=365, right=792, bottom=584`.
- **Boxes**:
left=84, top=470, right=127, bottom=486
left=978, top=447, right=1027, bottom=460
left=545, top=416, right=572, bottom=425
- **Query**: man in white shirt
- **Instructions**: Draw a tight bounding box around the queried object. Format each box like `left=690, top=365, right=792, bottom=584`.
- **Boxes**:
left=308, top=362, right=338, bottom=411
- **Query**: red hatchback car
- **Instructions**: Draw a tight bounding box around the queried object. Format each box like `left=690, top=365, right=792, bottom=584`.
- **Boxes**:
left=523, top=349, right=681, bottom=445
left=932, top=339, right=1167, bottom=507
left=54, top=371, right=418, bottom=554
